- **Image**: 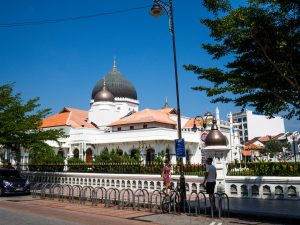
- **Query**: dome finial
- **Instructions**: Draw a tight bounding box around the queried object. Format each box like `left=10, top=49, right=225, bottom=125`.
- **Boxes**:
left=162, top=97, right=171, bottom=109
left=113, top=56, right=117, bottom=72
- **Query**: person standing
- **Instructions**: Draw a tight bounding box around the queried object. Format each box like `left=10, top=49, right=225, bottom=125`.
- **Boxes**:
left=202, top=157, right=217, bottom=208
left=161, top=159, right=171, bottom=195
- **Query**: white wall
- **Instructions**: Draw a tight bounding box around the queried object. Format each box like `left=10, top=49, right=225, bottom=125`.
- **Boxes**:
left=247, top=111, right=285, bottom=139
left=89, top=101, right=118, bottom=127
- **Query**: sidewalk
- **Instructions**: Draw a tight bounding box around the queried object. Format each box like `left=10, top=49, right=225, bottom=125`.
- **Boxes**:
left=138, top=197, right=300, bottom=225
left=2, top=195, right=300, bottom=225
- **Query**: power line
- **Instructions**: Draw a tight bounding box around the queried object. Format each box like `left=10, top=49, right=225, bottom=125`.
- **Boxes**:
left=0, top=4, right=152, bottom=28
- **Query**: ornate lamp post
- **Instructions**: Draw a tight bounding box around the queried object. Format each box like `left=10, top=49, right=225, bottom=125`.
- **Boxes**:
left=150, top=0, right=186, bottom=210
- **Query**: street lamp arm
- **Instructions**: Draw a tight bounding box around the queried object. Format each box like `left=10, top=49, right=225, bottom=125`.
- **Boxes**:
left=153, top=0, right=171, bottom=15
left=150, top=0, right=174, bottom=35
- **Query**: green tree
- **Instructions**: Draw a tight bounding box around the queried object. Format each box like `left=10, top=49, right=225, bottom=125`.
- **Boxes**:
left=130, top=148, right=141, bottom=163
left=94, top=147, right=110, bottom=163
left=0, top=83, right=66, bottom=162
left=29, top=142, right=63, bottom=164
left=67, top=157, right=85, bottom=164
left=184, top=0, right=300, bottom=119
left=261, top=139, right=283, bottom=158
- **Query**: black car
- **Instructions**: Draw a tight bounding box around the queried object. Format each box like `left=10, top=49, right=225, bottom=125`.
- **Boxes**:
left=0, top=168, right=30, bottom=196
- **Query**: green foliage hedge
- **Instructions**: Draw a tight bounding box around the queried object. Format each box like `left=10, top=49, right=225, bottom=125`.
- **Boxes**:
left=228, top=162, right=300, bottom=176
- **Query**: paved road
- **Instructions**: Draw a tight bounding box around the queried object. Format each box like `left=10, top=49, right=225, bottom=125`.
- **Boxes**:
left=0, top=195, right=297, bottom=225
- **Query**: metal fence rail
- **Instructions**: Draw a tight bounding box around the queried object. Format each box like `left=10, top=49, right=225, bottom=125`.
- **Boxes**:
left=30, top=182, right=229, bottom=219
left=118, top=188, right=134, bottom=209
left=149, top=190, right=163, bottom=213
left=188, top=191, right=207, bottom=216
left=213, top=192, right=230, bottom=218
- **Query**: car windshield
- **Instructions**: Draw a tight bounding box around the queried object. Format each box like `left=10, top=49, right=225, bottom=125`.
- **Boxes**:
left=0, top=170, right=20, bottom=179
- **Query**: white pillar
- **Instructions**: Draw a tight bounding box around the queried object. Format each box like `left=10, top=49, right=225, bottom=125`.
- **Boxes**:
left=216, top=107, right=220, bottom=128
left=203, top=146, right=230, bottom=186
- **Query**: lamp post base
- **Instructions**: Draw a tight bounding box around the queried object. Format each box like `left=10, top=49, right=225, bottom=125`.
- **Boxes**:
left=179, top=164, right=186, bottom=212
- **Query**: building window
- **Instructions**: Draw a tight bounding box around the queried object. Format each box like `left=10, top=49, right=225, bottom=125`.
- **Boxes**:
left=117, top=127, right=121, bottom=131
left=73, top=149, right=79, bottom=159
left=243, top=117, right=247, bottom=121
left=146, top=149, right=155, bottom=163
left=143, top=124, right=147, bottom=129
left=130, top=126, right=134, bottom=130
left=238, top=118, right=242, bottom=122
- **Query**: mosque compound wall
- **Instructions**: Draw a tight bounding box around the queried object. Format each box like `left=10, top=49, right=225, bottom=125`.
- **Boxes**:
left=23, top=171, right=300, bottom=200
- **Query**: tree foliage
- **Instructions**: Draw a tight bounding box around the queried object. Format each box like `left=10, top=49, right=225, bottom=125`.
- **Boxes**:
left=94, top=147, right=140, bottom=163
left=184, top=0, right=300, bottom=119
left=0, top=83, right=66, bottom=162
left=29, top=142, right=64, bottom=164
left=261, top=139, right=283, bottom=156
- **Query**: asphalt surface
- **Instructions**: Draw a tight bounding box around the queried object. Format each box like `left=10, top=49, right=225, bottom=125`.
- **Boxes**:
left=0, top=195, right=299, bottom=225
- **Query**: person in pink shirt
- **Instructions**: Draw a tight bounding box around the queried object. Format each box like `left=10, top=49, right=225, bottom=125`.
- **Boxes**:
left=161, top=159, right=171, bottom=194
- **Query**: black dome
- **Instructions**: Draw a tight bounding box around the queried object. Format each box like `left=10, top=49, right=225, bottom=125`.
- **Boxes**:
left=94, top=85, right=114, bottom=102
left=92, top=67, right=137, bottom=100
left=205, top=118, right=227, bottom=146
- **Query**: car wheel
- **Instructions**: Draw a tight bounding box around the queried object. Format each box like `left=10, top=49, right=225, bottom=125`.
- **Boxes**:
left=0, top=187, right=3, bottom=197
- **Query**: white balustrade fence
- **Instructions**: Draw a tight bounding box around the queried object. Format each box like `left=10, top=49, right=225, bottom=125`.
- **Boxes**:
left=23, top=171, right=300, bottom=199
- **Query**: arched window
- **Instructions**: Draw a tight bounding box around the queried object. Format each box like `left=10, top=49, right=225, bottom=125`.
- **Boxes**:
left=230, top=184, right=237, bottom=195
left=263, top=185, right=271, bottom=197
left=85, top=148, right=93, bottom=163
left=57, top=150, right=64, bottom=158
left=73, top=149, right=79, bottom=159
left=241, top=185, right=248, bottom=197
left=288, top=186, right=296, bottom=198
left=146, top=148, right=155, bottom=163
left=275, top=186, right=284, bottom=199
left=130, top=149, right=140, bottom=162
left=117, top=149, right=123, bottom=156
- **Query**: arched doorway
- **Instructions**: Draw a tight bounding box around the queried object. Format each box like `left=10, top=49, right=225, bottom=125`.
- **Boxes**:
left=146, top=148, right=155, bottom=163
left=73, top=149, right=79, bottom=159
left=117, top=149, right=123, bottom=156
left=130, top=149, right=140, bottom=162
left=57, top=150, right=64, bottom=158
left=85, top=148, right=93, bottom=164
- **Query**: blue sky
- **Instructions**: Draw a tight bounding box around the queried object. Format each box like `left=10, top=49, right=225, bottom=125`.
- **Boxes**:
left=0, top=0, right=298, bottom=132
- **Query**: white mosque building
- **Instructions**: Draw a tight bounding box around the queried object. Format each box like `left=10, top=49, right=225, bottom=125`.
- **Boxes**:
left=19, top=60, right=242, bottom=165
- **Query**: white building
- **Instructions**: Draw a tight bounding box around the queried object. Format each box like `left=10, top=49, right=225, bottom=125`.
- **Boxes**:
left=14, top=60, right=242, bottom=166
left=231, top=110, right=285, bottom=144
